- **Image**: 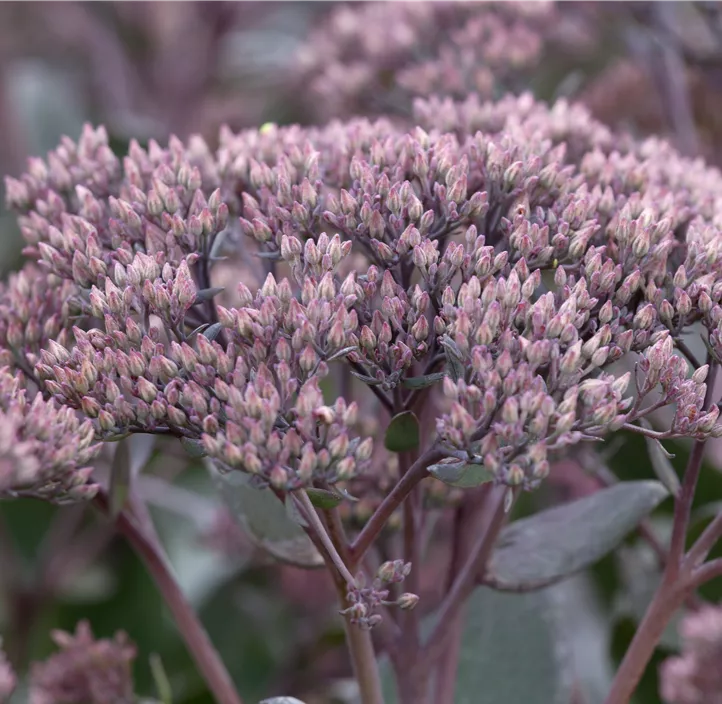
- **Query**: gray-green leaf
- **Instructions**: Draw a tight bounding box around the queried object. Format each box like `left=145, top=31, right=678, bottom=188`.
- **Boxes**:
left=259, top=698, right=307, bottom=704
left=451, top=588, right=571, bottom=704
left=382, top=587, right=571, bottom=704
left=305, top=488, right=344, bottom=509
left=485, top=480, right=669, bottom=591
left=384, top=411, right=420, bottom=453
left=401, top=372, right=447, bottom=389
left=109, top=441, right=130, bottom=517
left=110, top=435, right=156, bottom=517
left=428, top=460, right=494, bottom=488
left=207, top=460, right=323, bottom=568
left=643, top=431, right=681, bottom=497
left=202, top=323, right=223, bottom=342
left=193, top=287, right=225, bottom=304
left=181, top=437, right=208, bottom=459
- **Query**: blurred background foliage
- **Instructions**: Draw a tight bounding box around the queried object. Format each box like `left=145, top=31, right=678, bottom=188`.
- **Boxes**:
left=3, top=2, right=722, bottom=703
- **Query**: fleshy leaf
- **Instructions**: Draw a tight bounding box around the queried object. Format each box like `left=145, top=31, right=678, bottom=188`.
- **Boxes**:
left=384, top=411, right=420, bottom=452
left=440, top=334, right=465, bottom=381
left=193, top=287, right=225, bottom=304
left=327, top=346, right=358, bottom=362
left=284, top=494, right=308, bottom=528
left=202, top=323, right=223, bottom=342
left=259, top=698, right=307, bottom=704
left=450, top=588, right=571, bottom=704
left=306, top=487, right=344, bottom=509
left=207, top=460, right=323, bottom=568
left=614, top=524, right=683, bottom=651
left=401, top=372, right=447, bottom=389
left=428, top=460, right=494, bottom=488
left=126, top=435, right=156, bottom=476
left=109, top=437, right=155, bottom=517
left=643, top=430, right=681, bottom=497
left=181, top=437, right=207, bottom=458
left=485, top=480, right=669, bottom=591
left=382, top=587, right=571, bottom=703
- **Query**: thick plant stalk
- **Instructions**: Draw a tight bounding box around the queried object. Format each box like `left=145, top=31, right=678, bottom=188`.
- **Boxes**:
left=326, top=528, right=385, bottom=704
left=342, top=612, right=385, bottom=704
left=605, top=365, right=719, bottom=703
left=96, top=493, right=244, bottom=704
left=603, top=578, right=687, bottom=704
left=604, top=443, right=709, bottom=703
left=350, top=445, right=444, bottom=566
left=424, top=487, right=508, bottom=666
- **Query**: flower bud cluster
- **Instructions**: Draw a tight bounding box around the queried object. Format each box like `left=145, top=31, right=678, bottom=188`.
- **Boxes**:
left=0, top=640, right=14, bottom=702
left=86, top=253, right=200, bottom=339
left=637, top=336, right=722, bottom=439
left=38, top=263, right=371, bottom=490
left=7, top=126, right=228, bottom=293
left=0, top=368, right=100, bottom=503
left=413, top=93, right=615, bottom=163
left=660, top=605, right=722, bottom=704
left=0, top=264, right=77, bottom=371
left=6, top=84, right=722, bottom=505
left=294, top=2, right=556, bottom=121
left=4, top=125, right=119, bottom=213
left=340, top=560, right=415, bottom=630
left=436, top=266, right=634, bottom=488
left=29, top=621, right=136, bottom=704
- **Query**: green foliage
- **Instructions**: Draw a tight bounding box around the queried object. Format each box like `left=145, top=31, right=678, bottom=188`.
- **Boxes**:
left=384, top=412, right=420, bottom=453
left=428, top=460, right=495, bottom=488
left=208, top=461, right=323, bottom=568
left=487, top=481, right=669, bottom=591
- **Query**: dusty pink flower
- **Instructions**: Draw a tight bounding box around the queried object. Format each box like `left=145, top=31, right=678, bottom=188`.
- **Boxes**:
left=0, top=368, right=100, bottom=503
left=0, top=641, right=15, bottom=702
left=29, top=621, right=136, bottom=704
left=661, top=605, right=722, bottom=704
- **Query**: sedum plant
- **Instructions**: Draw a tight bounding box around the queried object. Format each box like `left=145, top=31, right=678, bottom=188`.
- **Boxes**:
left=6, top=28, right=722, bottom=704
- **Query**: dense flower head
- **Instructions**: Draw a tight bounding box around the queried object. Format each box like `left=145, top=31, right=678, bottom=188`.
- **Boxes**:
left=0, top=368, right=100, bottom=503
left=0, top=263, right=78, bottom=374
left=294, top=1, right=557, bottom=120
left=29, top=621, right=136, bottom=704
left=661, top=605, right=722, bottom=704
left=6, top=85, right=722, bottom=497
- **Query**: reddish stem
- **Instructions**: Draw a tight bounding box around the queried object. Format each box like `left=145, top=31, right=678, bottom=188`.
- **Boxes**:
left=349, top=446, right=444, bottom=567
left=95, top=493, right=243, bottom=704
left=423, top=486, right=508, bottom=667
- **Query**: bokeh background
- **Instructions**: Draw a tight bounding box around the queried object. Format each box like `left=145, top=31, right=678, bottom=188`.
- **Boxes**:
left=3, top=2, right=722, bottom=703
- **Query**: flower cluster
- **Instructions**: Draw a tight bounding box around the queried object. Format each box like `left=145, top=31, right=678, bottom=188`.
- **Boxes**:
left=0, top=641, right=15, bottom=702
left=660, top=605, right=722, bottom=704
left=294, top=1, right=557, bottom=120
left=341, top=560, right=418, bottom=631
left=5, top=83, right=722, bottom=500
left=0, top=264, right=78, bottom=376
left=0, top=368, right=100, bottom=503
left=29, top=621, right=136, bottom=704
